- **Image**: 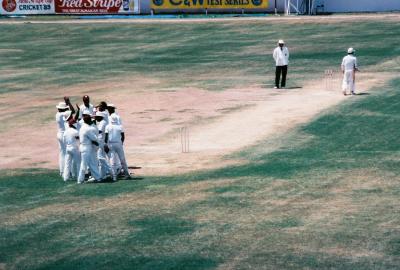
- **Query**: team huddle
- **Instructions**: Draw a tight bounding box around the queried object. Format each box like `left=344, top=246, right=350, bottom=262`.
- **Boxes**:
left=56, top=95, right=131, bottom=184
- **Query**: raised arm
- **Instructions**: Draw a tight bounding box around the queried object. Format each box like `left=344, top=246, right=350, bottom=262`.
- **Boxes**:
left=64, top=96, right=75, bottom=114
left=74, top=104, right=80, bottom=121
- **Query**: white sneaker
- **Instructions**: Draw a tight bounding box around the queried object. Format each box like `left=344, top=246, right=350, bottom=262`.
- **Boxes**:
left=274, top=86, right=278, bottom=89
left=87, top=176, right=96, bottom=183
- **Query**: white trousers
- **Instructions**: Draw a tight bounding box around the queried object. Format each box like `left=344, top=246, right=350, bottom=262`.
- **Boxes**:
left=98, top=145, right=111, bottom=179
left=108, top=151, right=122, bottom=174
left=109, top=142, right=129, bottom=179
left=63, top=146, right=81, bottom=181
left=78, top=145, right=101, bottom=183
left=57, top=131, right=66, bottom=176
left=342, top=70, right=355, bottom=93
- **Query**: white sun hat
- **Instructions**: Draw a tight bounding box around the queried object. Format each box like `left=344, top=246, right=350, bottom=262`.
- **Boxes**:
left=278, top=39, right=285, bottom=44
left=56, top=102, right=68, bottom=109
left=347, top=47, right=355, bottom=54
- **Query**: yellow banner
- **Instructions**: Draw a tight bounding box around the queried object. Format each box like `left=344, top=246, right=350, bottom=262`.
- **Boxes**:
left=151, top=0, right=268, bottom=9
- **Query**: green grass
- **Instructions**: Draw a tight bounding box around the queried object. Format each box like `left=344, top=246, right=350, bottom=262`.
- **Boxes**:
left=2, top=79, right=400, bottom=269
left=1, top=19, right=400, bottom=94
left=2, top=17, right=400, bottom=269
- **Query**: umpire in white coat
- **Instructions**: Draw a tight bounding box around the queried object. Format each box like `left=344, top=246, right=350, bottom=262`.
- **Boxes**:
left=272, top=40, right=290, bottom=89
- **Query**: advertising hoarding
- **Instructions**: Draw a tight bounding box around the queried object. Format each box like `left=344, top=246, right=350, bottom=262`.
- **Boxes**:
left=151, top=0, right=268, bottom=10
left=54, top=0, right=139, bottom=14
left=1, top=0, right=54, bottom=14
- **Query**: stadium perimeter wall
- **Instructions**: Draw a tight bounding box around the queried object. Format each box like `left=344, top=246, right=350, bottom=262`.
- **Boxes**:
left=0, top=0, right=279, bottom=15
left=322, top=0, right=400, bottom=13
left=0, top=0, right=399, bottom=16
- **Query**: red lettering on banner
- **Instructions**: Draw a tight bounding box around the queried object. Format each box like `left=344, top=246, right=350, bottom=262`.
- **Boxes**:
left=55, top=0, right=122, bottom=12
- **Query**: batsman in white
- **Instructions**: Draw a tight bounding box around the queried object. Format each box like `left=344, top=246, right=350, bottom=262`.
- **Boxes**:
left=105, top=115, right=131, bottom=181
left=63, top=118, right=81, bottom=182
left=95, top=111, right=111, bottom=179
left=77, top=115, right=101, bottom=184
left=341, top=47, right=360, bottom=96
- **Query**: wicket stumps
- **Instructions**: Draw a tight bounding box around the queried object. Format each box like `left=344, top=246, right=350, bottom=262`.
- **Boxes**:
left=324, top=69, right=334, bottom=91
left=180, top=126, right=189, bottom=153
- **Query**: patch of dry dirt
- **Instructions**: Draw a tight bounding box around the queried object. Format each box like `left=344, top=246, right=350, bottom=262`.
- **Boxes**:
left=0, top=72, right=394, bottom=176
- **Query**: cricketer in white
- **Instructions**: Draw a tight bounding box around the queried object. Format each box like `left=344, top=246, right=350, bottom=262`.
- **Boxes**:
left=341, top=47, right=360, bottom=95
left=63, top=119, right=81, bottom=182
left=105, top=115, right=131, bottom=181
left=96, top=111, right=112, bottom=180
left=77, top=116, right=101, bottom=184
left=55, top=102, right=69, bottom=176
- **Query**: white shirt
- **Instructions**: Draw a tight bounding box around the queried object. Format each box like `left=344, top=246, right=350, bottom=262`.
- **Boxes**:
left=79, top=123, right=98, bottom=146
left=77, top=119, right=85, bottom=131
left=106, top=124, right=124, bottom=143
left=56, top=112, right=66, bottom=132
left=97, top=119, right=107, bottom=143
left=273, top=46, right=289, bottom=66
left=341, top=55, right=358, bottom=72
left=79, top=103, right=94, bottom=119
left=63, top=127, right=79, bottom=149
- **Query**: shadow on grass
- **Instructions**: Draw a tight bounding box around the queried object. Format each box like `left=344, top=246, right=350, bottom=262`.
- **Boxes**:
left=242, top=251, right=400, bottom=270
left=35, top=254, right=218, bottom=270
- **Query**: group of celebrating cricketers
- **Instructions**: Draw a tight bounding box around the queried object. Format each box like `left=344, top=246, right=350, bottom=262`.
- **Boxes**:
left=55, top=43, right=359, bottom=184
left=56, top=95, right=131, bottom=184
